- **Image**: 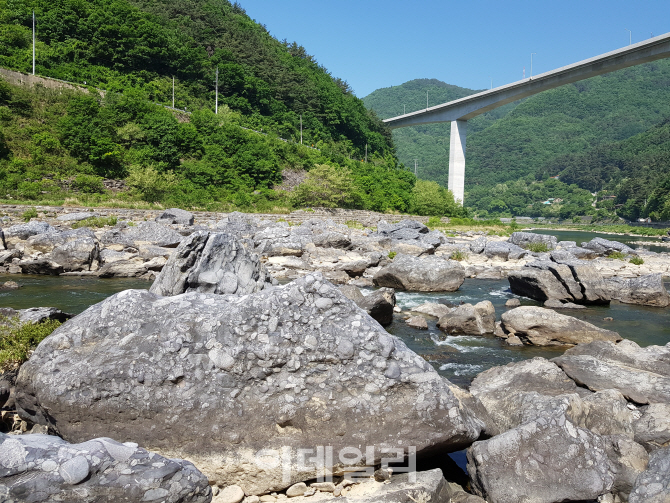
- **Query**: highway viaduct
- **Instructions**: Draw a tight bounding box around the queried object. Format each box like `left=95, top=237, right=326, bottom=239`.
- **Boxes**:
left=383, top=32, right=670, bottom=204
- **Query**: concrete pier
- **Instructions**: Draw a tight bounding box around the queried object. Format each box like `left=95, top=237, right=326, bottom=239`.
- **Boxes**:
left=448, top=121, right=467, bottom=203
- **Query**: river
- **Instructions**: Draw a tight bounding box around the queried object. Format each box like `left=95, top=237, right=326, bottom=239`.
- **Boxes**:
left=529, top=228, right=669, bottom=253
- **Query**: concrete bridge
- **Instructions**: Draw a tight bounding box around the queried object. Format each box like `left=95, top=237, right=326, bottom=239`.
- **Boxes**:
left=384, top=32, right=670, bottom=204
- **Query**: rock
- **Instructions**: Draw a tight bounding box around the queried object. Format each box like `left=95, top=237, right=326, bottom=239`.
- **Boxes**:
left=0, top=432, right=211, bottom=502
left=634, top=403, right=670, bottom=451
left=17, top=307, right=72, bottom=324
left=150, top=231, right=273, bottom=296
left=15, top=273, right=489, bottom=495
left=504, top=298, right=520, bottom=308
left=50, top=237, right=100, bottom=272
left=339, top=284, right=365, bottom=304
left=499, top=306, right=621, bottom=346
left=543, top=299, right=585, bottom=309
left=357, top=287, right=396, bottom=326
left=312, top=232, right=351, bottom=249
left=583, top=237, right=635, bottom=256
left=101, top=221, right=184, bottom=248
left=602, top=434, right=649, bottom=496
left=156, top=208, right=195, bottom=226
left=56, top=212, right=100, bottom=222
left=406, top=316, right=428, bottom=330
left=467, top=414, right=615, bottom=503
left=629, top=446, right=670, bottom=503
left=97, top=258, right=149, bottom=278
left=286, top=482, right=307, bottom=497
left=411, top=302, right=452, bottom=319
left=0, top=281, right=19, bottom=290
left=18, top=258, right=63, bottom=275
left=507, top=268, right=572, bottom=303
left=553, top=339, right=670, bottom=404
left=215, top=485, right=245, bottom=503
left=4, top=221, right=55, bottom=242
left=469, top=236, right=486, bottom=254
left=565, top=246, right=599, bottom=259
left=99, top=248, right=137, bottom=265
left=483, top=241, right=527, bottom=261
left=437, top=301, right=495, bottom=336
left=605, top=274, right=670, bottom=307
left=377, top=219, right=429, bottom=237
left=508, top=231, right=557, bottom=250
left=373, top=254, right=465, bottom=292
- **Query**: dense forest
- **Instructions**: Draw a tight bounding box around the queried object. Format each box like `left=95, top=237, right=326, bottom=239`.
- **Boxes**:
left=0, top=0, right=470, bottom=215
left=364, top=62, right=670, bottom=221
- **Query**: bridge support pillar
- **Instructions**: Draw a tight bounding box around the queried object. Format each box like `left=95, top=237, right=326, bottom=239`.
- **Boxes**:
left=448, top=120, right=467, bottom=204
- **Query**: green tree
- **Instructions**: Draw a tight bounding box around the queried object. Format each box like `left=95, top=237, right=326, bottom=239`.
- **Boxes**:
left=410, top=180, right=463, bottom=216
left=292, top=164, right=359, bottom=208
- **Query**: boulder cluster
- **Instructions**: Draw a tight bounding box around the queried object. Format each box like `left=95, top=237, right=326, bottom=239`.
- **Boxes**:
left=0, top=213, right=669, bottom=502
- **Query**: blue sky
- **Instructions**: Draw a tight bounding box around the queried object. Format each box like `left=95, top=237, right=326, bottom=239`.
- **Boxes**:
left=238, top=0, right=670, bottom=98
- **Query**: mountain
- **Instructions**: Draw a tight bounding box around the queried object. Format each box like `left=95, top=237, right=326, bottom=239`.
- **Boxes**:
left=364, top=61, right=670, bottom=218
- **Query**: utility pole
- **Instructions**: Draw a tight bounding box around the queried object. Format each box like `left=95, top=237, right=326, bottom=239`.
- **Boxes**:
left=365, top=144, right=368, bottom=163
left=403, top=104, right=406, bottom=115
left=625, top=29, right=632, bottom=45
left=414, top=159, right=418, bottom=175
left=300, top=114, right=303, bottom=144
left=426, top=90, right=428, bottom=110
left=214, top=66, right=219, bottom=114
left=530, top=53, right=536, bottom=78
left=32, top=11, right=35, bottom=75
left=172, top=76, right=175, bottom=108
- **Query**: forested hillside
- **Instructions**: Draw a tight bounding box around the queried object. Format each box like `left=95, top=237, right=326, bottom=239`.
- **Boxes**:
left=364, top=61, right=670, bottom=220
left=0, top=0, right=466, bottom=214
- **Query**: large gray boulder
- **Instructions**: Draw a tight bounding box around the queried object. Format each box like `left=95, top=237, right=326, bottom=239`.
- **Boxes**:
left=0, top=433, right=211, bottom=503
left=437, top=301, right=495, bottom=335
left=101, top=221, right=184, bottom=248
left=507, top=268, right=573, bottom=302
left=553, top=340, right=670, bottom=404
left=338, top=285, right=396, bottom=326
left=150, top=231, right=273, bottom=296
left=4, top=222, right=55, bottom=243
left=605, top=274, right=670, bottom=307
left=467, top=413, right=615, bottom=503
left=508, top=231, right=557, bottom=250
left=498, top=306, right=621, bottom=346
left=483, top=241, right=527, bottom=261
left=629, top=446, right=670, bottom=503
left=156, top=208, right=195, bottom=225
left=312, top=231, right=351, bottom=249
left=15, top=273, right=489, bottom=495
left=583, top=237, right=635, bottom=256
left=634, top=403, right=670, bottom=451
left=50, top=237, right=100, bottom=272
left=373, top=254, right=465, bottom=292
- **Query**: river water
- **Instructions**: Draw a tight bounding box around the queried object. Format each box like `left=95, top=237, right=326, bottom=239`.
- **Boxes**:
left=530, top=228, right=669, bottom=253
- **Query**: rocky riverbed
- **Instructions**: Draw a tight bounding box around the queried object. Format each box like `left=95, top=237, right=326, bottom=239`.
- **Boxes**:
left=0, top=208, right=669, bottom=503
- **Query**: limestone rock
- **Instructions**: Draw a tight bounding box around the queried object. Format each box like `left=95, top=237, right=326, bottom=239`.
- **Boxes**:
left=373, top=254, right=465, bottom=292
left=469, top=237, right=486, bottom=254
left=0, top=432, right=211, bottom=503
left=406, top=316, right=428, bottom=330
left=602, top=434, right=649, bottom=496
left=18, top=258, right=63, bottom=275
left=4, top=222, right=55, bottom=243
left=15, top=273, right=488, bottom=495
left=553, top=339, right=670, bottom=404
left=411, top=302, right=452, bottom=319
left=437, top=301, right=495, bottom=336
left=156, top=208, right=195, bottom=225
left=97, top=258, right=148, bottom=278
left=605, top=274, right=670, bottom=307
left=312, top=232, right=351, bottom=249
left=101, top=221, right=184, bottom=248
left=583, top=237, right=635, bottom=256
left=543, top=299, right=585, bottom=309
left=357, top=287, right=396, bottom=326
left=634, top=403, right=670, bottom=451
left=508, top=231, right=557, bottom=250
left=507, top=268, right=572, bottom=303
left=150, top=231, right=273, bottom=296
left=50, top=237, right=100, bottom=272
left=629, top=446, right=670, bottom=503
left=215, top=485, right=245, bottom=503
left=504, top=298, right=520, bottom=308
left=56, top=211, right=100, bottom=222
left=467, top=414, right=615, bottom=503
left=483, top=241, right=527, bottom=261
left=499, top=306, right=621, bottom=346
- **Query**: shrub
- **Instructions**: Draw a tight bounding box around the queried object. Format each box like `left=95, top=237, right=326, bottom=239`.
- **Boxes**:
left=526, top=242, right=550, bottom=253
left=71, top=216, right=118, bottom=229
left=629, top=256, right=644, bottom=265
left=388, top=251, right=397, bottom=259
left=22, top=206, right=37, bottom=222
left=292, top=164, right=359, bottom=208
left=427, top=216, right=443, bottom=228
left=126, top=165, right=178, bottom=203
left=73, top=174, right=105, bottom=194
left=608, top=251, right=626, bottom=260
left=410, top=180, right=463, bottom=217
left=0, top=317, right=62, bottom=371
left=450, top=250, right=467, bottom=261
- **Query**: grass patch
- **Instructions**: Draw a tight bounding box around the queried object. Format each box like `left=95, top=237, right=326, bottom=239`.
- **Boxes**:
left=345, top=220, right=365, bottom=230
left=629, top=256, right=644, bottom=265
left=0, top=317, right=62, bottom=371
left=608, top=251, right=627, bottom=260
left=388, top=251, right=397, bottom=260
left=71, top=215, right=118, bottom=229
left=450, top=250, right=468, bottom=261
left=22, top=207, right=38, bottom=222
left=525, top=242, right=550, bottom=253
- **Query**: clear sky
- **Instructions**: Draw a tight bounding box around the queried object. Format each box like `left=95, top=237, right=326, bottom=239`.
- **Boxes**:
left=238, top=0, right=670, bottom=98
